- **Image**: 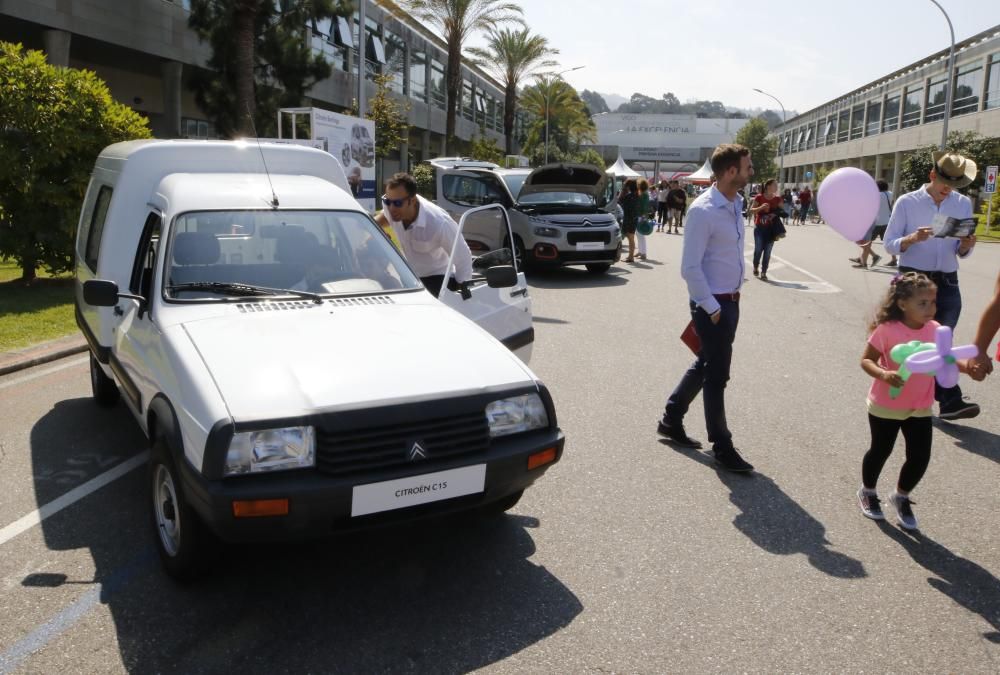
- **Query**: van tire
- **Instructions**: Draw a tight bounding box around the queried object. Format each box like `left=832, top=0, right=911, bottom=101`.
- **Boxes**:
left=481, top=489, right=523, bottom=517
left=90, top=354, right=120, bottom=407
left=585, top=263, right=611, bottom=274
left=150, top=438, right=217, bottom=582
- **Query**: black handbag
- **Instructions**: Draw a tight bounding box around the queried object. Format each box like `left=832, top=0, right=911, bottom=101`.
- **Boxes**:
left=770, top=215, right=787, bottom=241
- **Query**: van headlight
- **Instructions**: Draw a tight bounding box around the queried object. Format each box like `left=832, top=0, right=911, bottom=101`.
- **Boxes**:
left=224, top=426, right=315, bottom=475
left=533, top=226, right=559, bottom=237
left=485, top=394, right=549, bottom=438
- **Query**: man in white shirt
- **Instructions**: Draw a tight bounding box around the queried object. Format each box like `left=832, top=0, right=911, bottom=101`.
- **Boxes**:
left=883, top=150, right=978, bottom=420
left=374, top=172, right=473, bottom=298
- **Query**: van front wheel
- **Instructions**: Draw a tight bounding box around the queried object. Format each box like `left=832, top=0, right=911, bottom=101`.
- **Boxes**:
left=90, top=355, right=119, bottom=407
left=151, top=439, right=217, bottom=581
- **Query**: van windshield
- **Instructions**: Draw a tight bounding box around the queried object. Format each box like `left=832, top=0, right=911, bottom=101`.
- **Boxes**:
left=165, top=210, right=420, bottom=299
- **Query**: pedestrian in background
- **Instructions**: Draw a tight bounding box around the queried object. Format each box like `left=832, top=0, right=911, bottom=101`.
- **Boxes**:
left=883, top=150, right=979, bottom=420
left=796, top=185, right=812, bottom=225
left=637, top=178, right=651, bottom=260
left=619, top=178, right=639, bottom=263
left=667, top=180, right=687, bottom=234
left=656, top=180, right=669, bottom=232
left=657, top=143, right=755, bottom=473
left=749, top=179, right=781, bottom=281
left=850, top=179, right=894, bottom=269
left=782, top=187, right=794, bottom=219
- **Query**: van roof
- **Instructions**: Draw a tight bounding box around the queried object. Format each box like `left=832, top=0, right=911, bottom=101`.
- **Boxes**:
left=154, top=173, right=363, bottom=213
left=424, top=157, right=500, bottom=170
left=96, top=139, right=351, bottom=194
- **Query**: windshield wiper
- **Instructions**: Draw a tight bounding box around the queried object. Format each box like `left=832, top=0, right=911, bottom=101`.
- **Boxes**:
left=167, top=282, right=324, bottom=304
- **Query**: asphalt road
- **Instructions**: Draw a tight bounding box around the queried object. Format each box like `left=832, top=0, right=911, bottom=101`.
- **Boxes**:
left=2, top=223, right=999, bottom=673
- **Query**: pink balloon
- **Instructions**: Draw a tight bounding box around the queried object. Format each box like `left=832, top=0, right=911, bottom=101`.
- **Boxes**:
left=816, top=168, right=880, bottom=241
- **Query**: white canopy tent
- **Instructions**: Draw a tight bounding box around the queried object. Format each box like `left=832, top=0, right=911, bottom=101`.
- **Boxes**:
left=605, top=152, right=641, bottom=178
left=683, top=158, right=713, bottom=185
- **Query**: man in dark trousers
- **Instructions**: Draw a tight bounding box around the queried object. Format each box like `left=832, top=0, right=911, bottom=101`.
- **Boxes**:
left=657, top=145, right=754, bottom=473
left=666, top=180, right=688, bottom=234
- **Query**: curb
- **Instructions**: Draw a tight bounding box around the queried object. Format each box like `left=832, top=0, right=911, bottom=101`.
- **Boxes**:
left=0, top=337, right=89, bottom=377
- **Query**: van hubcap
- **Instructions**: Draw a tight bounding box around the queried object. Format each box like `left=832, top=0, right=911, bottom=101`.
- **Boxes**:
left=153, top=465, right=181, bottom=556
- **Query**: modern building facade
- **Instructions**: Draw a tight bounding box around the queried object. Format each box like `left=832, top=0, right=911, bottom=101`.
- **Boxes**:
left=0, top=0, right=510, bottom=177
left=775, top=25, right=1000, bottom=196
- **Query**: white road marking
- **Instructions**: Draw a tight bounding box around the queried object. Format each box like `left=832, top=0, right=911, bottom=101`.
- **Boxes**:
left=0, top=451, right=148, bottom=547
left=0, top=356, right=88, bottom=391
left=744, top=250, right=842, bottom=294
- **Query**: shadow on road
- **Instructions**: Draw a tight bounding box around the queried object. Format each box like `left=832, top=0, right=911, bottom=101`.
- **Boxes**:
left=933, top=419, right=1000, bottom=465
left=28, top=397, right=583, bottom=673
left=527, top=268, right=628, bottom=289
left=877, top=523, right=1000, bottom=643
left=664, top=442, right=867, bottom=580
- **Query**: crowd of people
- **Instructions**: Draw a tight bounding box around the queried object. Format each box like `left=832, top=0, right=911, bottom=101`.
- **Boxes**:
left=656, top=142, right=992, bottom=533
left=617, top=178, right=690, bottom=263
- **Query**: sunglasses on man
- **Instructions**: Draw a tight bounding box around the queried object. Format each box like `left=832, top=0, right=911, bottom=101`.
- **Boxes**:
left=381, top=195, right=411, bottom=208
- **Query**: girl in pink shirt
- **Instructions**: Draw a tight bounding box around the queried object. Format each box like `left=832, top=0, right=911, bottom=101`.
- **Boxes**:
left=858, top=272, right=956, bottom=530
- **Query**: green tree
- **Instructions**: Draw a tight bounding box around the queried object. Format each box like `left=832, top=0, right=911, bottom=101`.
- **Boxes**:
left=467, top=27, right=557, bottom=155
left=353, top=72, right=411, bottom=161
left=468, top=128, right=505, bottom=164
left=580, top=89, right=609, bottom=115
left=188, top=0, right=352, bottom=138
left=519, top=78, right=595, bottom=164
left=976, top=191, right=1000, bottom=231
left=734, top=117, right=778, bottom=182
left=0, top=42, right=151, bottom=282
left=898, top=130, right=1000, bottom=195
left=399, top=0, right=523, bottom=154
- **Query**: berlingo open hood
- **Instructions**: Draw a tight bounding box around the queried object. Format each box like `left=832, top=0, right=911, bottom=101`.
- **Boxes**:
left=518, top=163, right=607, bottom=198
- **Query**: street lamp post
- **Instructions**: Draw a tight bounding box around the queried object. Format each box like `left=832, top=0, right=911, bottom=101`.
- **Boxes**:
left=928, top=0, right=955, bottom=150
left=753, top=88, right=786, bottom=188
left=542, top=66, right=585, bottom=165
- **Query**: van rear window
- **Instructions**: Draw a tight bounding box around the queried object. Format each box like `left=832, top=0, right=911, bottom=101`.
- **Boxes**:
left=84, top=186, right=113, bottom=271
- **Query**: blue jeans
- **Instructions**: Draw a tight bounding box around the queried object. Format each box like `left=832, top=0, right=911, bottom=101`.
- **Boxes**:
left=664, top=299, right=740, bottom=451
left=753, top=227, right=774, bottom=273
left=900, top=267, right=963, bottom=406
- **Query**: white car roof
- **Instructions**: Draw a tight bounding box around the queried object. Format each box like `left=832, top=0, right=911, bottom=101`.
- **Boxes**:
left=154, top=173, right=363, bottom=213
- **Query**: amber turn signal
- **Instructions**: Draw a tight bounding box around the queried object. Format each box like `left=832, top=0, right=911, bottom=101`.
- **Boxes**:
left=527, top=447, right=557, bottom=470
left=232, top=498, right=289, bottom=518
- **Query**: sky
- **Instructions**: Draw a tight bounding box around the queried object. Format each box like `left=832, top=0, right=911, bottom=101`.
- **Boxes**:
left=464, top=0, right=1000, bottom=116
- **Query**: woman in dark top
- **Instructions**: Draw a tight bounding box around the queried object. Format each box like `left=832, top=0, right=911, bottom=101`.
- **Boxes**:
left=749, top=179, right=782, bottom=280
left=618, top=178, right=639, bottom=263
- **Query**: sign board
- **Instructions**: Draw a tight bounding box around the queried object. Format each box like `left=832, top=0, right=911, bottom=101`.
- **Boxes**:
left=986, top=165, right=997, bottom=194
left=279, top=107, right=377, bottom=212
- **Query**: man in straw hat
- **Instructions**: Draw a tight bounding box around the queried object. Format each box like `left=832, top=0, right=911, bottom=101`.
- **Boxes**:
left=884, top=149, right=979, bottom=420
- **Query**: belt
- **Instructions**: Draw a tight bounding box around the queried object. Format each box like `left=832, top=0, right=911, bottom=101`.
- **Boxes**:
left=713, top=292, right=741, bottom=302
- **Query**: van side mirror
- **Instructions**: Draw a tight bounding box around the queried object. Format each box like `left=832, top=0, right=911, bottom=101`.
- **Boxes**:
left=485, top=265, right=517, bottom=288
left=83, top=279, right=121, bottom=306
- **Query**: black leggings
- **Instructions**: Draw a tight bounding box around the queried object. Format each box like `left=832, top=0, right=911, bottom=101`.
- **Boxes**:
left=862, top=414, right=932, bottom=492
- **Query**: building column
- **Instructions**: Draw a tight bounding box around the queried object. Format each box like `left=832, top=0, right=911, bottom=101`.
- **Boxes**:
left=891, top=151, right=902, bottom=197
left=399, top=140, right=409, bottom=172
left=422, top=129, right=431, bottom=162
left=161, top=60, right=183, bottom=139
left=439, top=135, right=446, bottom=156
left=874, top=154, right=884, bottom=182
left=43, top=29, right=71, bottom=66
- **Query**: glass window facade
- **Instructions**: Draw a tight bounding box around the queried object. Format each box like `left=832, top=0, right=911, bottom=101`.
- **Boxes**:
left=865, top=101, right=881, bottom=135
left=837, top=109, right=850, bottom=142
left=988, top=53, right=1000, bottom=110
left=952, top=63, right=982, bottom=116
left=924, top=77, right=946, bottom=122
left=850, top=105, right=865, bottom=140
left=805, top=124, right=815, bottom=149
left=383, top=29, right=405, bottom=93
left=364, top=16, right=382, bottom=81
left=496, top=101, right=505, bottom=133
left=901, top=86, right=922, bottom=128
left=410, top=49, right=427, bottom=102
left=430, top=59, right=446, bottom=109
left=883, top=94, right=900, bottom=132
left=462, top=80, right=474, bottom=120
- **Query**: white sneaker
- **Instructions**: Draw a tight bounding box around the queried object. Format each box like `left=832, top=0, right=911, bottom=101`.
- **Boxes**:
left=890, top=493, right=919, bottom=531
left=857, top=488, right=884, bottom=521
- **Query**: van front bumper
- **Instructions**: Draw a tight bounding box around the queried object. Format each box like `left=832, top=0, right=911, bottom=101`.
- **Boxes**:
left=179, top=428, right=564, bottom=542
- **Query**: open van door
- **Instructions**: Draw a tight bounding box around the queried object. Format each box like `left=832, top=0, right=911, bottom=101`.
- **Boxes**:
left=438, top=204, right=533, bottom=364
left=437, top=170, right=512, bottom=254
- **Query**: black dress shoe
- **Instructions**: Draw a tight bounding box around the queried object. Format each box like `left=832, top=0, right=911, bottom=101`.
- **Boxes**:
left=656, top=421, right=703, bottom=449
left=713, top=447, right=754, bottom=473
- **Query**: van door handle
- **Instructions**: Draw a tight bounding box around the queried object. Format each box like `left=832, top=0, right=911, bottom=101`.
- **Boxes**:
left=510, top=288, right=528, bottom=297
left=113, top=305, right=124, bottom=316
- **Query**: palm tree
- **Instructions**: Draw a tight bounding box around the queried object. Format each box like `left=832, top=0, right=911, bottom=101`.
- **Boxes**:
left=519, top=77, right=594, bottom=161
left=399, top=0, right=523, bottom=154
left=467, top=27, right=557, bottom=155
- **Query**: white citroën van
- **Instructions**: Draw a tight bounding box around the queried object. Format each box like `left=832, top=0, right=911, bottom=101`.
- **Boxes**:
left=75, top=140, right=564, bottom=580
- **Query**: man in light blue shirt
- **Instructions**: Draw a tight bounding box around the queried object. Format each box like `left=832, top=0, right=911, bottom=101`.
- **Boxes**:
left=658, top=144, right=754, bottom=473
left=884, top=150, right=979, bottom=420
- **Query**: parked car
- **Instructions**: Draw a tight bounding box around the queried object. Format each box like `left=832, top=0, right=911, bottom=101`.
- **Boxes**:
left=74, top=140, right=563, bottom=579
left=350, top=123, right=375, bottom=167
left=424, top=158, right=622, bottom=274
